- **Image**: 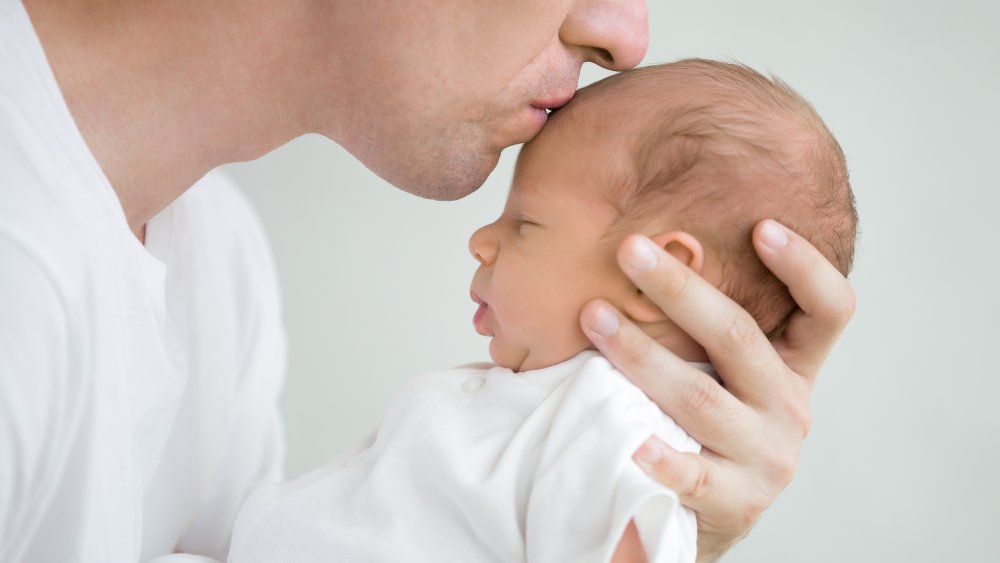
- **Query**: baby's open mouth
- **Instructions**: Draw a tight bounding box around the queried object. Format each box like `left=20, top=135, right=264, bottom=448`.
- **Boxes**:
left=471, top=292, right=489, bottom=334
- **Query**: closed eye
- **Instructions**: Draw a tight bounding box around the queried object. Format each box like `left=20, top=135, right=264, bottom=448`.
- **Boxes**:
left=517, top=217, right=539, bottom=232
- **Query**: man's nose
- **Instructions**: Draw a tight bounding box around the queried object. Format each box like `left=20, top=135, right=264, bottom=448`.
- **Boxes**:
left=560, top=0, right=649, bottom=72
left=469, top=224, right=499, bottom=266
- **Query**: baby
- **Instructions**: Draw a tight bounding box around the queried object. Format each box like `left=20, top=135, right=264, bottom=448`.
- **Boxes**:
left=228, top=59, right=856, bottom=563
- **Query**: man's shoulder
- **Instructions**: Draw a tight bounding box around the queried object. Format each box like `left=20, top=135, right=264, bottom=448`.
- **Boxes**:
left=170, top=169, right=282, bottom=305
left=0, top=106, right=50, bottom=199
left=0, top=110, right=99, bottom=299
left=177, top=170, right=274, bottom=261
left=182, top=169, right=258, bottom=223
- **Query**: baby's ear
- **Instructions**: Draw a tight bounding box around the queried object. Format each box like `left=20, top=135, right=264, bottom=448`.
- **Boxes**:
left=652, top=230, right=705, bottom=273
left=621, top=231, right=705, bottom=323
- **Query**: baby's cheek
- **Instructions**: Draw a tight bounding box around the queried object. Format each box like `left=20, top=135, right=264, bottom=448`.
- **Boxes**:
left=523, top=322, right=593, bottom=371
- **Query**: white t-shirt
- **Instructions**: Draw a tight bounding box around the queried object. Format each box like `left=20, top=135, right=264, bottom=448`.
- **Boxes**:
left=229, top=352, right=700, bottom=563
left=0, top=1, right=287, bottom=561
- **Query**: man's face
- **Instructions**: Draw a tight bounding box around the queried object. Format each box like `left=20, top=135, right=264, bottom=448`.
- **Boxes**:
left=317, top=0, right=648, bottom=200
left=468, top=121, right=635, bottom=372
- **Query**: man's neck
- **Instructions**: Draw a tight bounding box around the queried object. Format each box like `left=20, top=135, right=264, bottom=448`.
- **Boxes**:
left=23, top=0, right=344, bottom=240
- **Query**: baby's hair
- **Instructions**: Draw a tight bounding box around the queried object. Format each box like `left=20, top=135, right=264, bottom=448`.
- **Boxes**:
left=569, top=59, right=857, bottom=338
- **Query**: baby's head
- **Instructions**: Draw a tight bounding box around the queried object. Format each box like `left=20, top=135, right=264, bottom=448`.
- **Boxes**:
left=469, top=59, right=857, bottom=372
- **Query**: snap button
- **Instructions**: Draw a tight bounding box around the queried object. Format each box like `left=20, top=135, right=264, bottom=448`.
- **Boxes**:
left=461, top=376, right=486, bottom=392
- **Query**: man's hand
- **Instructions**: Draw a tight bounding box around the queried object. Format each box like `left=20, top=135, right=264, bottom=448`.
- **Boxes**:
left=579, top=220, right=855, bottom=562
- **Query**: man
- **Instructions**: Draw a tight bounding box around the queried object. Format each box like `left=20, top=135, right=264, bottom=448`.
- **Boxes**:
left=0, top=0, right=854, bottom=561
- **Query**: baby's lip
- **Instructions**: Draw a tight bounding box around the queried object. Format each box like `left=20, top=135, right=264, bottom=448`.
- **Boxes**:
left=470, top=291, right=491, bottom=335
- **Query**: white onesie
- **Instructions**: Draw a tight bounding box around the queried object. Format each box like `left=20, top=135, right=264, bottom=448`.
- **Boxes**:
left=229, top=351, right=701, bottom=563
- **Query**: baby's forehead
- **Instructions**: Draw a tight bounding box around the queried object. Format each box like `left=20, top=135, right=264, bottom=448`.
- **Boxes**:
left=515, top=77, right=696, bottom=202
left=554, top=68, right=707, bottom=126
left=530, top=73, right=716, bottom=180
left=520, top=84, right=662, bottom=173
left=547, top=81, right=658, bottom=138
left=514, top=115, right=632, bottom=204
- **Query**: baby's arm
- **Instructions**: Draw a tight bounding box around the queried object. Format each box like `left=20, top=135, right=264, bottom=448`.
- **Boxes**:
left=611, top=520, right=648, bottom=563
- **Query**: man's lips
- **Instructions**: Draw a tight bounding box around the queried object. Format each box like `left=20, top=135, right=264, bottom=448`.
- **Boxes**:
left=530, top=91, right=575, bottom=113
left=509, top=90, right=574, bottom=145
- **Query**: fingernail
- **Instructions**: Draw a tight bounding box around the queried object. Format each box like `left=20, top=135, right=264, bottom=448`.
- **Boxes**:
left=635, top=439, right=663, bottom=465
left=760, top=220, right=788, bottom=249
left=588, top=304, right=619, bottom=337
left=626, top=237, right=658, bottom=271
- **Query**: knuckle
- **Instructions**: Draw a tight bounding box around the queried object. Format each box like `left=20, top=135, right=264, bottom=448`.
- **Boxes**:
left=823, top=284, right=857, bottom=328
left=618, top=324, right=654, bottom=368
left=798, top=411, right=814, bottom=440
left=682, top=377, right=722, bottom=415
left=738, top=496, right=768, bottom=532
left=789, top=400, right=813, bottom=439
left=720, top=314, right=759, bottom=355
left=777, top=385, right=814, bottom=439
left=659, top=261, right=692, bottom=301
left=687, top=459, right=713, bottom=500
left=763, top=450, right=799, bottom=489
left=838, top=287, right=858, bottom=324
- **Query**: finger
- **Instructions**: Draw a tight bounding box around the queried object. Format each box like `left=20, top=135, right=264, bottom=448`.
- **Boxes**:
left=752, top=220, right=856, bottom=380
left=635, top=437, right=769, bottom=555
left=614, top=234, right=786, bottom=407
left=580, top=300, right=756, bottom=457
left=633, top=437, right=718, bottom=510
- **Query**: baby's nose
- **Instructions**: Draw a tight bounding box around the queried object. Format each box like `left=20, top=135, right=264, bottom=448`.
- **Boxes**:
left=469, top=225, right=498, bottom=266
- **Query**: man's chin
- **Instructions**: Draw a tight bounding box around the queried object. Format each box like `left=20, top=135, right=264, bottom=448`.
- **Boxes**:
left=404, top=177, right=484, bottom=202
left=391, top=149, right=500, bottom=201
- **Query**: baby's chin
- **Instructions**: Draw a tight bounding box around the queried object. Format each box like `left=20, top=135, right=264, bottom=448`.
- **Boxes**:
left=488, top=338, right=530, bottom=373
left=488, top=338, right=585, bottom=374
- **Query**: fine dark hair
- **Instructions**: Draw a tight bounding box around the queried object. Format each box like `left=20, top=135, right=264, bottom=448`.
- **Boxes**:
left=574, top=59, right=858, bottom=338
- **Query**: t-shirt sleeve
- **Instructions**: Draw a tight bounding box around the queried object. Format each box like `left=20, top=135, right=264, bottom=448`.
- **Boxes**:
left=175, top=300, right=286, bottom=560
left=0, top=235, right=80, bottom=562
left=172, top=173, right=287, bottom=560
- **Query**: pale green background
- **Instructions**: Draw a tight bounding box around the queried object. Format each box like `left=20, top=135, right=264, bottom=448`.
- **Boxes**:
left=224, top=1, right=1000, bottom=561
